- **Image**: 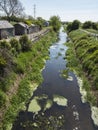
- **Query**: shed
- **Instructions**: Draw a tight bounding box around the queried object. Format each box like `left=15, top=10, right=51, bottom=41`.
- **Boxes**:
left=29, top=24, right=40, bottom=34
left=0, top=20, right=14, bottom=40
left=14, top=22, right=29, bottom=35
left=44, top=21, right=49, bottom=27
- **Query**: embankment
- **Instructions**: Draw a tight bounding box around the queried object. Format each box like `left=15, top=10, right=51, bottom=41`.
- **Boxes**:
left=65, top=29, right=98, bottom=126
left=0, top=28, right=57, bottom=130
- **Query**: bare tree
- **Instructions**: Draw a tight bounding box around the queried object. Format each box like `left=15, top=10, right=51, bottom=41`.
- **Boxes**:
left=0, top=0, right=24, bottom=18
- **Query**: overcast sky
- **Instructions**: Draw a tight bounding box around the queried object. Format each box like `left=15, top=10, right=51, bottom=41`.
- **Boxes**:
left=21, top=0, right=98, bottom=22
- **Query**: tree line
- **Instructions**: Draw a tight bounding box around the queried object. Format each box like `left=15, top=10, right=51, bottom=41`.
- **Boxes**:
left=66, top=20, right=98, bottom=33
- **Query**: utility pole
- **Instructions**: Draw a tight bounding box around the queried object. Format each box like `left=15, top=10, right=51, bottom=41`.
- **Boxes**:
left=34, top=4, right=36, bottom=19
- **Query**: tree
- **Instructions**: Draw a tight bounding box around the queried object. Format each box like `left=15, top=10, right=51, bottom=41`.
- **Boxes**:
left=49, top=16, right=61, bottom=32
left=66, top=20, right=80, bottom=33
left=34, top=17, right=45, bottom=29
left=0, top=0, right=24, bottom=19
left=82, top=21, right=92, bottom=29
left=66, top=22, right=72, bottom=33
left=82, top=21, right=98, bottom=30
left=92, top=22, right=98, bottom=30
left=28, top=15, right=35, bottom=21
left=71, top=20, right=80, bottom=30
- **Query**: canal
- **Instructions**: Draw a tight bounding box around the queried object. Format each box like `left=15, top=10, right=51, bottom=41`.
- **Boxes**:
left=12, top=28, right=98, bottom=130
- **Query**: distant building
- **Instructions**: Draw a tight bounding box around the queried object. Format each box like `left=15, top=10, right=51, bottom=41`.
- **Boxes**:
left=29, top=24, right=40, bottom=34
left=0, top=20, right=14, bottom=40
left=14, top=22, right=29, bottom=35
left=44, top=21, right=49, bottom=27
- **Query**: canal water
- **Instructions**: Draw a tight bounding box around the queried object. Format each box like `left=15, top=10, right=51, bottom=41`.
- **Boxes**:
left=12, top=28, right=98, bottom=130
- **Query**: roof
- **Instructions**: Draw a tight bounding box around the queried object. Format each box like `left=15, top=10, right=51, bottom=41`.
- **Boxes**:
left=0, top=20, right=14, bottom=29
left=15, top=22, right=29, bottom=28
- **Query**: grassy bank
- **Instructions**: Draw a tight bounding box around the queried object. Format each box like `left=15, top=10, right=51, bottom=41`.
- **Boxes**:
left=64, top=29, right=98, bottom=126
left=0, top=30, right=57, bottom=130
left=64, top=29, right=98, bottom=106
left=86, top=29, right=98, bottom=34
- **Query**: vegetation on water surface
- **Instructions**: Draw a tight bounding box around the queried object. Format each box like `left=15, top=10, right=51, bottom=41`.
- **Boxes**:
left=13, top=95, right=66, bottom=129
left=0, top=29, right=57, bottom=129
left=16, top=113, right=65, bottom=130
left=61, top=69, right=69, bottom=79
left=65, top=29, right=98, bottom=106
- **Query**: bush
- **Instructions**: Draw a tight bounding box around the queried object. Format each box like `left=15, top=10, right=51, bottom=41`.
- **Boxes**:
left=0, top=91, right=6, bottom=107
left=0, top=48, right=14, bottom=79
left=19, top=35, right=32, bottom=52
left=0, top=40, right=11, bottom=50
left=0, top=55, right=6, bottom=68
left=10, top=38, right=21, bottom=55
left=15, top=51, right=33, bottom=73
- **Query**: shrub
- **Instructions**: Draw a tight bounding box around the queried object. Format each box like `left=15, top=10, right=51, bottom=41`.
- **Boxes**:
left=0, top=55, right=6, bottom=68
left=10, top=38, right=21, bottom=54
left=0, top=91, right=6, bottom=107
left=15, top=51, right=33, bottom=73
left=0, top=48, right=14, bottom=78
left=0, top=40, right=11, bottom=50
left=19, top=35, right=32, bottom=52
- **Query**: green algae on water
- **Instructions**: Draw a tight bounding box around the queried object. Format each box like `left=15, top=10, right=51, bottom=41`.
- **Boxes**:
left=44, top=99, right=53, bottom=111
left=53, top=95, right=68, bottom=107
left=28, top=97, right=41, bottom=114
